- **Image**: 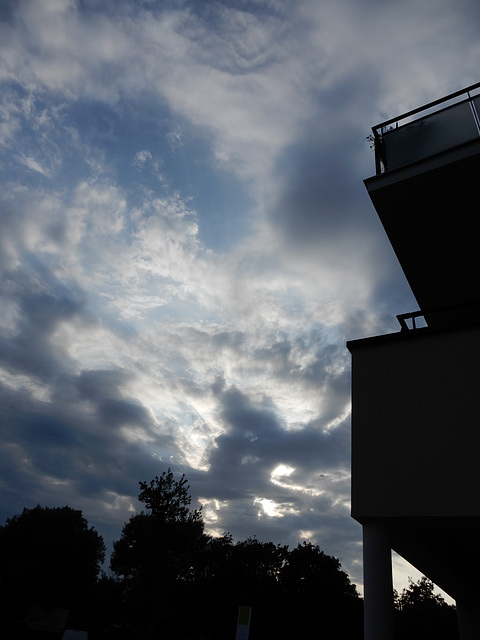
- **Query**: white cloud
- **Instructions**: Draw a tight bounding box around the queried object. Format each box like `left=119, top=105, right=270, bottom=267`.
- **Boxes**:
left=133, top=149, right=152, bottom=166
left=16, top=154, right=51, bottom=177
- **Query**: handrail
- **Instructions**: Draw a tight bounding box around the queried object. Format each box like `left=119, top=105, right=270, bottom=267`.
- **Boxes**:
left=373, top=81, right=480, bottom=132
left=396, top=311, right=425, bottom=331
left=397, top=301, right=480, bottom=331
left=372, top=82, right=480, bottom=174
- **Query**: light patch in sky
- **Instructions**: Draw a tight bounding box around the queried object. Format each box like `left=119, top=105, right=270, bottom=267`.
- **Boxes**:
left=271, top=464, right=295, bottom=480
left=392, top=552, right=455, bottom=606
left=101, top=491, right=137, bottom=514
left=255, top=497, right=284, bottom=518
left=16, top=154, right=52, bottom=177
left=0, top=368, right=52, bottom=403
left=201, top=497, right=231, bottom=533
left=298, top=530, right=315, bottom=541
left=323, top=404, right=351, bottom=433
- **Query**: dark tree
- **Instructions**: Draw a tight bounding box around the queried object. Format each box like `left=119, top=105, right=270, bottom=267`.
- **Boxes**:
left=197, top=538, right=362, bottom=640
left=110, top=469, right=205, bottom=583
left=394, top=576, right=459, bottom=639
left=0, top=505, right=105, bottom=633
left=110, top=472, right=365, bottom=640
left=233, top=537, right=288, bottom=584
left=228, top=538, right=288, bottom=640
left=280, top=541, right=358, bottom=598
left=277, top=542, right=362, bottom=639
left=110, top=469, right=208, bottom=637
left=137, top=471, right=202, bottom=524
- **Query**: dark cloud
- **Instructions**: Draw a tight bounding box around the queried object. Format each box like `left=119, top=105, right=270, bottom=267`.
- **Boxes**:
left=218, top=386, right=348, bottom=468
left=77, top=368, right=131, bottom=401
left=201, top=384, right=350, bottom=511
left=273, top=142, right=362, bottom=246
left=0, top=359, right=175, bottom=540
left=97, top=398, right=153, bottom=429
left=0, top=290, right=82, bottom=379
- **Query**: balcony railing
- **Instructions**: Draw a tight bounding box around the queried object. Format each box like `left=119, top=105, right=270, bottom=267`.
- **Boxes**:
left=372, top=82, right=480, bottom=174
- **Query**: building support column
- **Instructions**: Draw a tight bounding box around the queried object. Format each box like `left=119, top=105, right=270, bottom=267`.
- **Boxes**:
left=362, top=521, right=395, bottom=640
left=456, top=598, right=477, bottom=640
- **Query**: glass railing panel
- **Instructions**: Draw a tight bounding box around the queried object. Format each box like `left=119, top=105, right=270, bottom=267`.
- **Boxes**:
left=382, top=100, right=479, bottom=171
left=472, top=96, right=480, bottom=128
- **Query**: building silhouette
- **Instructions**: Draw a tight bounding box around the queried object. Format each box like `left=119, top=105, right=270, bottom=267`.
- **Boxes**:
left=348, top=83, right=480, bottom=640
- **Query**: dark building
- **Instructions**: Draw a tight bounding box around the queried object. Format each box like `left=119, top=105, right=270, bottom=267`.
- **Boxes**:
left=348, top=83, right=480, bottom=640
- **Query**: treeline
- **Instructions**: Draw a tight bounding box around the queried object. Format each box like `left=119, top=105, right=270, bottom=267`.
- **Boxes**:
left=110, top=470, right=362, bottom=639
left=0, top=470, right=458, bottom=640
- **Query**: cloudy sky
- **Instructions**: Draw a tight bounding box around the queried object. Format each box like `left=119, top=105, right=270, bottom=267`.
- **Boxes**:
left=1, top=0, right=479, bottom=595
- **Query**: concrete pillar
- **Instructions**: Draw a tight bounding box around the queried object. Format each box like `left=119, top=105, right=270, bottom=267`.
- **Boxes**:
left=456, top=598, right=477, bottom=640
left=362, top=521, right=395, bottom=640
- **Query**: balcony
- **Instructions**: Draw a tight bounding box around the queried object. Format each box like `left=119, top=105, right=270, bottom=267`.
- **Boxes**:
left=371, top=82, right=480, bottom=174
left=364, top=83, right=480, bottom=327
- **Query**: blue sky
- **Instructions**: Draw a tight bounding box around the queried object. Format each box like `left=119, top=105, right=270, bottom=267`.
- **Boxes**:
left=1, top=0, right=479, bottom=596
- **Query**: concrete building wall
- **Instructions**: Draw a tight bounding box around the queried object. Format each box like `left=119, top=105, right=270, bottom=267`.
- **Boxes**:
left=349, top=323, right=480, bottom=520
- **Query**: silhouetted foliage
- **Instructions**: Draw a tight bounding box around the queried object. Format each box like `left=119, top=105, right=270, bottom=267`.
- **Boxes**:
left=394, top=577, right=458, bottom=639
left=0, top=505, right=105, bottom=636
left=277, top=541, right=362, bottom=639
left=223, top=538, right=289, bottom=640
left=110, top=472, right=465, bottom=639
left=138, top=471, right=202, bottom=524
left=2, top=482, right=463, bottom=640
left=110, top=470, right=208, bottom=637
left=171, top=535, right=362, bottom=640
left=110, top=471, right=363, bottom=639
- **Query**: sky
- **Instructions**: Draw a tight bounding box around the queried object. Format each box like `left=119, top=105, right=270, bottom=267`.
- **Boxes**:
left=1, top=0, right=479, bottom=597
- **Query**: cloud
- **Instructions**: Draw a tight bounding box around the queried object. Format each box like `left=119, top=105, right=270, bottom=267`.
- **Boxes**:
left=1, top=0, right=479, bottom=597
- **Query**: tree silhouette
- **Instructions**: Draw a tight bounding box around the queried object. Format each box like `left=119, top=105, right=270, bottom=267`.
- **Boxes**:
left=110, top=473, right=365, bottom=639
left=138, top=471, right=202, bottom=524
left=228, top=538, right=288, bottom=640
left=277, top=541, right=362, bottom=639
left=394, top=576, right=458, bottom=639
left=0, top=505, right=105, bottom=634
left=110, top=469, right=208, bottom=637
